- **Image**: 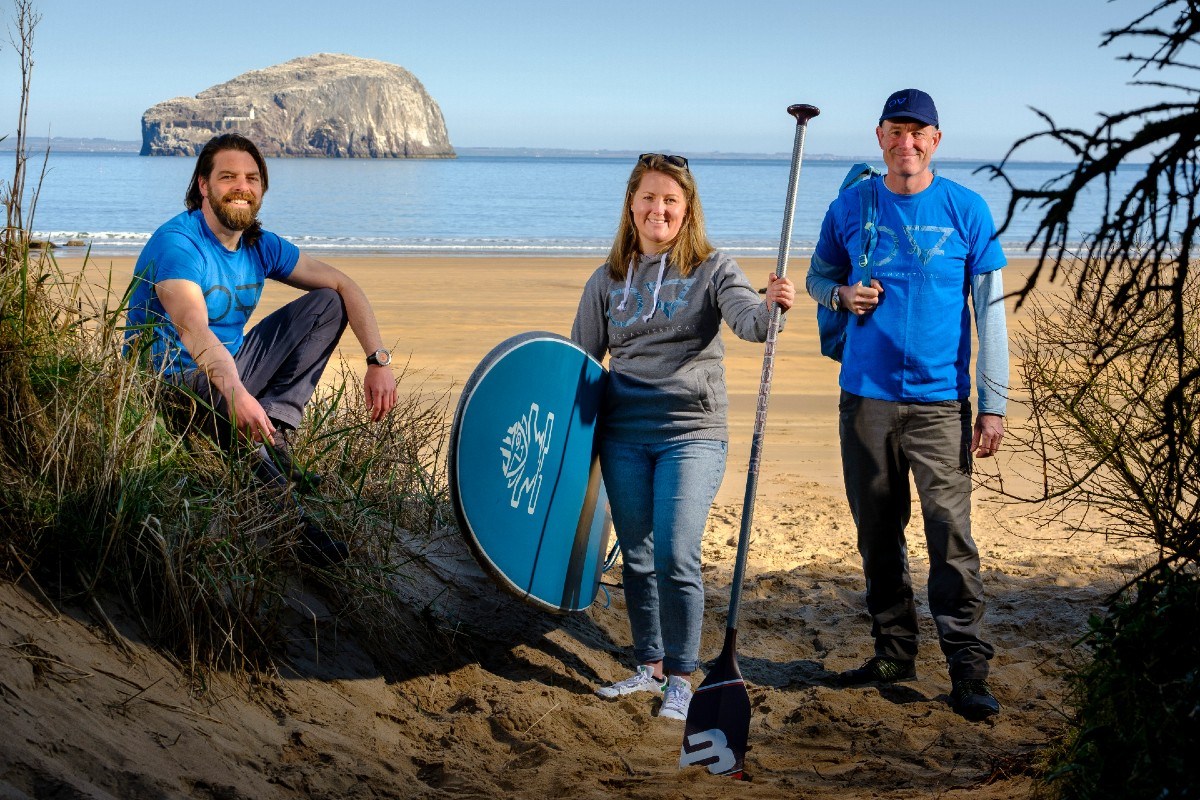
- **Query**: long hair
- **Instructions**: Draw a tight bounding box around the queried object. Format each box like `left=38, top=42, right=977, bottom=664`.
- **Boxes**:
left=184, top=134, right=269, bottom=247
left=606, top=154, right=714, bottom=281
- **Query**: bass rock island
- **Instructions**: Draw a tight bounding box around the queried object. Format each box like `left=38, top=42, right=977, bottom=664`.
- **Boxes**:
left=140, top=53, right=455, bottom=158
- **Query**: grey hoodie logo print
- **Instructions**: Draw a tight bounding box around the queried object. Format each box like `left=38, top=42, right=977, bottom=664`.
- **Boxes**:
left=500, top=403, right=555, bottom=514
left=646, top=277, right=695, bottom=320
left=607, top=277, right=696, bottom=328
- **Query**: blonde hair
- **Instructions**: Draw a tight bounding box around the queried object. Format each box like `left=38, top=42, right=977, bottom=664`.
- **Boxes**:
left=606, top=155, right=715, bottom=281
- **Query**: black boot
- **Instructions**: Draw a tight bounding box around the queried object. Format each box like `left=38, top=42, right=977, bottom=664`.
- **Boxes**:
left=263, top=424, right=323, bottom=495
left=252, top=445, right=347, bottom=567
left=297, top=518, right=350, bottom=566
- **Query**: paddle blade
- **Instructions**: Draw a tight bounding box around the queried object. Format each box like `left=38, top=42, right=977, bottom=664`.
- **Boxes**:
left=679, top=628, right=749, bottom=778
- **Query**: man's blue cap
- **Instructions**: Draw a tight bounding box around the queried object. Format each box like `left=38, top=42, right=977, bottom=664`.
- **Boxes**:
left=879, top=89, right=939, bottom=128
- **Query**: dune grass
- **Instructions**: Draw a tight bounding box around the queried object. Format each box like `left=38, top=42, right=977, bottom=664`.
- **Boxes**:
left=0, top=244, right=454, bottom=673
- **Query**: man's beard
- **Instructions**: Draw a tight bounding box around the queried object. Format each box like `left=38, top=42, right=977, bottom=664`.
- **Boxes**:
left=208, top=188, right=261, bottom=231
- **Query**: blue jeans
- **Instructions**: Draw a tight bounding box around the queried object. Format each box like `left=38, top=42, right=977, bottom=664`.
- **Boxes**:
left=839, top=391, right=994, bottom=680
left=600, top=438, right=727, bottom=675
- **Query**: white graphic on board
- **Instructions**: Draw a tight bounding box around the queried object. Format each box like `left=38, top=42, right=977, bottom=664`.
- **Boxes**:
left=679, top=728, right=737, bottom=774
left=500, top=403, right=555, bottom=514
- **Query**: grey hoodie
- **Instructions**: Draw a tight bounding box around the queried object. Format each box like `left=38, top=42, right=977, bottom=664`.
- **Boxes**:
left=571, top=250, right=778, bottom=443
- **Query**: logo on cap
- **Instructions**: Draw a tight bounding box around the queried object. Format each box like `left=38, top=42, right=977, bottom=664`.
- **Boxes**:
left=879, top=89, right=938, bottom=128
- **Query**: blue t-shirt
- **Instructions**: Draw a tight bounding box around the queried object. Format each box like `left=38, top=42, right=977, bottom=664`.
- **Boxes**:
left=814, top=175, right=1006, bottom=403
left=124, top=210, right=300, bottom=374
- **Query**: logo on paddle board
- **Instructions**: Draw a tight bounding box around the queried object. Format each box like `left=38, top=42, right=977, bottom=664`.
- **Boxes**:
left=500, top=403, right=555, bottom=514
left=680, top=728, right=738, bottom=774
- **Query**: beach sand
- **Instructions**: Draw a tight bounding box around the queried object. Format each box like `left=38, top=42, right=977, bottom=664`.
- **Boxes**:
left=0, top=255, right=1154, bottom=798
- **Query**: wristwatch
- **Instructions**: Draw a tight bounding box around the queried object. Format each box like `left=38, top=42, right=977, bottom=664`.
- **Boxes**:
left=830, top=285, right=841, bottom=311
left=366, top=348, right=392, bottom=367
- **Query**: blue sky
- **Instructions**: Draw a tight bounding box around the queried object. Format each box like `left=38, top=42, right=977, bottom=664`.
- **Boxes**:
left=0, top=0, right=1169, bottom=160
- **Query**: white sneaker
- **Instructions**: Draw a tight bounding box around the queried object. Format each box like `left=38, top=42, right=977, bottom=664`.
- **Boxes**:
left=595, top=665, right=667, bottom=699
left=658, top=675, right=693, bottom=720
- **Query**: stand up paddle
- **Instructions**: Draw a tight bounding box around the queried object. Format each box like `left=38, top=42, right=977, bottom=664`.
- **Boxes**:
left=679, top=103, right=820, bottom=779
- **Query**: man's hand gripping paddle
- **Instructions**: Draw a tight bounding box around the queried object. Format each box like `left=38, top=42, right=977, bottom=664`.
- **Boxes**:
left=678, top=103, right=820, bottom=780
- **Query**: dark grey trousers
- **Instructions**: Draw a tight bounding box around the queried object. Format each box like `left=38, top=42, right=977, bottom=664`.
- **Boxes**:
left=839, top=390, right=994, bottom=680
left=169, top=287, right=348, bottom=447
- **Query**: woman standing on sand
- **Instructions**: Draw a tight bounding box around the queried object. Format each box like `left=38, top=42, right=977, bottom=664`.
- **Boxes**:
left=571, top=153, right=794, bottom=721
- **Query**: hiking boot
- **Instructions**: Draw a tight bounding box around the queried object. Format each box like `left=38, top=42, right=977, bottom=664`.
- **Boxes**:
left=298, top=520, right=349, bottom=567
left=658, top=675, right=693, bottom=721
left=595, top=665, right=667, bottom=699
left=252, top=446, right=290, bottom=491
left=837, top=656, right=917, bottom=686
left=950, top=678, right=1000, bottom=721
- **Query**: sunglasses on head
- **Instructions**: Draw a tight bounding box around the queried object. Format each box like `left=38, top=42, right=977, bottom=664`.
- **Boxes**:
left=638, top=153, right=689, bottom=171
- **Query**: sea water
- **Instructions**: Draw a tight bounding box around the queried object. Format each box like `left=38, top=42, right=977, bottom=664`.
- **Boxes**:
left=9, top=151, right=1135, bottom=259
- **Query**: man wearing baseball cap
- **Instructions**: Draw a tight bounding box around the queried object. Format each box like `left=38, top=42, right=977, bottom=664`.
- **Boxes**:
left=806, top=89, right=1009, bottom=721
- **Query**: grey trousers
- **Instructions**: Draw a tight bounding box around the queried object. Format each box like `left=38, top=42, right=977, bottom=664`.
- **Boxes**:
left=169, top=287, right=348, bottom=447
left=839, top=390, right=994, bottom=680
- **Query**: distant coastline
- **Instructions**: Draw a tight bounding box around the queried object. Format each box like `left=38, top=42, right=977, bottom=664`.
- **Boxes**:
left=0, top=137, right=838, bottom=160
left=0, top=136, right=143, bottom=153
left=0, top=136, right=983, bottom=164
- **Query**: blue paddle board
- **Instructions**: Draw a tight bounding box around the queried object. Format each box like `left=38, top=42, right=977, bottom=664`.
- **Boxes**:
left=449, top=331, right=611, bottom=613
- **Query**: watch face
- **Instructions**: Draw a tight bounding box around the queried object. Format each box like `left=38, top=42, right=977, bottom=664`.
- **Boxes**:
left=372, top=349, right=392, bottom=366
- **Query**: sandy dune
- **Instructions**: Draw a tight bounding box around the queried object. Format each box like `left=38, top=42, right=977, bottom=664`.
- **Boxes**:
left=0, top=254, right=1153, bottom=798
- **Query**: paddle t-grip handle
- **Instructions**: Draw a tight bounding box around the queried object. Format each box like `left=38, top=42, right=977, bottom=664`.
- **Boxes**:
left=787, top=104, right=821, bottom=126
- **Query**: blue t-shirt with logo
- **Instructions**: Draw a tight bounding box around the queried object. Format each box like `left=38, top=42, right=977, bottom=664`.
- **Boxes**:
left=124, top=210, right=300, bottom=374
left=814, top=175, right=1005, bottom=403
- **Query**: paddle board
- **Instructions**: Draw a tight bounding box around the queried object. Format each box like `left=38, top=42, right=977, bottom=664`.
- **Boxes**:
left=449, top=331, right=611, bottom=613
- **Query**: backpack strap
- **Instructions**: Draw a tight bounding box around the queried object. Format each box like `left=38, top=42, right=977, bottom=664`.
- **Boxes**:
left=857, top=176, right=879, bottom=286
left=839, top=162, right=877, bottom=191
left=838, top=162, right=882, bottom=287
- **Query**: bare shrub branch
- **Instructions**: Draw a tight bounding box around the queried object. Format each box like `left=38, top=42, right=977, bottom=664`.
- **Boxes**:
left=985, top=0, right=1200, bottom=571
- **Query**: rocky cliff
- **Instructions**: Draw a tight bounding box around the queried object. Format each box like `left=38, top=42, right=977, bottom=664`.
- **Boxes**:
left=140, top=53, right=454, bottom=158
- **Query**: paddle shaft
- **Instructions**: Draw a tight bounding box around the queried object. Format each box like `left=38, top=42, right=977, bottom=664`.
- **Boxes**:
left=725, top=104, right=819, bottom=632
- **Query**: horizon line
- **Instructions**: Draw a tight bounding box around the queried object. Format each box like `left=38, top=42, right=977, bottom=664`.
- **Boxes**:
left=0, top=136, right=1087, bottom=165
